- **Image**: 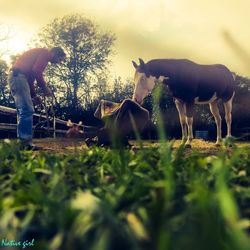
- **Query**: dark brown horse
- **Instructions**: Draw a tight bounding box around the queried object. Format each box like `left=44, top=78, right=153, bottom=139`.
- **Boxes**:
left=132, top=58, right=236, bottom=147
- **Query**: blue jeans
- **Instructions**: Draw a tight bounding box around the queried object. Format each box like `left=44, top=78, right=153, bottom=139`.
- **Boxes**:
left=8, top=72, right=34, bottom=145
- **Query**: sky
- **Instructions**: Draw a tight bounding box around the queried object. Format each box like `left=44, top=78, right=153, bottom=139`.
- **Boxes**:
left=1, top=0, right=250, bottom=79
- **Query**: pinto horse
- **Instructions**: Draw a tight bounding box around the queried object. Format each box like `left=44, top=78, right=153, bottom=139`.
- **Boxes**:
left=132, top=58, right=236, bottom=147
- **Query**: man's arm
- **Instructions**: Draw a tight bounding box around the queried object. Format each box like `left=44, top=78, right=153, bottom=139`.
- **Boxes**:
left=29, top=81, right=36, bottom=98
left=32, top=52, right=52, bottom=96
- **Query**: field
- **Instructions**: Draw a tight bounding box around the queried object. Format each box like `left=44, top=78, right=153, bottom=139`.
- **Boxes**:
left=0, top=138, right=249, bottom=250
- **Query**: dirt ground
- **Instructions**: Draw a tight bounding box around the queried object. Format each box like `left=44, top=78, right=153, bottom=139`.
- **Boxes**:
left=33, top=138, right=86, bottom=153
left=32, top=138, right=250, bottom=155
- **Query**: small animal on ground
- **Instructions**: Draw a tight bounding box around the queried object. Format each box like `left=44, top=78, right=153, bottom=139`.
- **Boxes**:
left=66, top=120, right=84, bottom=138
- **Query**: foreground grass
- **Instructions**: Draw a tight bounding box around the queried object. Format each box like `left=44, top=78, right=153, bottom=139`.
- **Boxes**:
left=0, top=140, right=249, bottom=250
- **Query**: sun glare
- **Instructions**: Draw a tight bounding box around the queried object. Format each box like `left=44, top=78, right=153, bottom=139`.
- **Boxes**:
left=9, top=36, right=28, bottom=53
left=1, top=24, right=31, bottom=63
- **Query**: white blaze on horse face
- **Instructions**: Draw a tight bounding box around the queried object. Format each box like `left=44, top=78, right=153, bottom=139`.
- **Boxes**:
left=133, top=72, right=156, bottom=104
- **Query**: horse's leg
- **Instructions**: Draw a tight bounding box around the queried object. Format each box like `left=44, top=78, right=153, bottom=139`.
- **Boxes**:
left=209, top=101, right=222, bottom=146
left=175, top=99, right=187, bottom=144
left=223, top=93, right=234, bottom=138
left=184, top=102, right=194, bottom=148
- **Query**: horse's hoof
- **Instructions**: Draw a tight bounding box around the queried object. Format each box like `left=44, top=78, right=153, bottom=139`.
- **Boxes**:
left=226, top=135, right=236, bottom=141
left=215, top=143, right=221, bottom=147
left=223, top=136, right=236, bottom=147
left=181, top=138, right=187, bottom=144
left=184, top=144, right=192, bottom=149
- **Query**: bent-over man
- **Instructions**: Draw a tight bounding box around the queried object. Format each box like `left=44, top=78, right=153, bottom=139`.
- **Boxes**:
left=8, top=47, right=66, bottom=150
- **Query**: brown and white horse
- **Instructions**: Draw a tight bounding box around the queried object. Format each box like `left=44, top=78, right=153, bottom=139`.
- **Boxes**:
left=132, top=58, right=236, bottom=147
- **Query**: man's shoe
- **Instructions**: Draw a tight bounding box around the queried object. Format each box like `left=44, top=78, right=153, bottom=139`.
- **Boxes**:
left=20, top=144, right=43, bottom=151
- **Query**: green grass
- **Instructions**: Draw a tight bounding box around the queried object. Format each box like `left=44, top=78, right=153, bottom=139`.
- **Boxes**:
left=0, top=140, right=249, bottom=250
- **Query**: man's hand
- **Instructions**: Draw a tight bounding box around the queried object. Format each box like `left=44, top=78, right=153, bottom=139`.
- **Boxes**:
left=32, top=96, right=43, bottom=106
left=43, top=87, right=53, bottom=97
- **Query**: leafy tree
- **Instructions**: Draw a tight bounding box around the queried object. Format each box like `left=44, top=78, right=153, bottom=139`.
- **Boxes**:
left=80, top=77, right=135, bottom=126
left=99, top=76, right=134, bottom=102
left=0, top=24, right=10, bottom=58
left=33, top=14, right=116, bottom=116
left=233, top=74, right=250, bottom=132
left=0, top=59, right=14, bottom=107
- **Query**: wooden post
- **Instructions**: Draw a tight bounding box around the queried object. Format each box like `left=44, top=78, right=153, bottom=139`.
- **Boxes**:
left=53, top=115, right=56, bottom=138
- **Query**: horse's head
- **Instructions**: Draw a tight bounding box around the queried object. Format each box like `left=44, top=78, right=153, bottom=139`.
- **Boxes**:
left=132, top=58, right=156, bottom=104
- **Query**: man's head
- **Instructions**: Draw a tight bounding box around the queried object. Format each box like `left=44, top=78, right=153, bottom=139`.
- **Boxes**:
left=50, top=47, right=66, bottom=64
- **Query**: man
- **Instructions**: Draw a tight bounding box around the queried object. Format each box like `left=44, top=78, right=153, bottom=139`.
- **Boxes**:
left=8, top=47, right=66, bottom=150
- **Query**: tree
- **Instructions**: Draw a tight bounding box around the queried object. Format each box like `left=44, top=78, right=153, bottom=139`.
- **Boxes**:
left=0, top=24, right=10, bottom=59
left=233, top=74, right=250, bottom=132
left=101, top=77, right=134, bottom=102
left=33, top=14, right=115, bottom=116
left=0, top=59, right=14, bottom=107
left=80, top=77, right=135, bottom=126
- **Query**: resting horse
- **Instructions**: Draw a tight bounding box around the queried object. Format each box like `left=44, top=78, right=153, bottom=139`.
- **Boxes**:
left=132, top=58, right=236, bottom=147
left=85, top=99, right=150, bottom=147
